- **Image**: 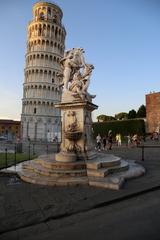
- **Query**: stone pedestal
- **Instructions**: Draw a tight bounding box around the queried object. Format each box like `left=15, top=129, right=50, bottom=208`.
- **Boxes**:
left=55, top=100, right=98, bottom=162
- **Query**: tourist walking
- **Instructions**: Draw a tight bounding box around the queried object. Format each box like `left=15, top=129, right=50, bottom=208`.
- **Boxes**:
left=132, top=134, right=140, bottom=147
left=115, top=133, right=121, bottom=146
left=126, top=134, right=131, bottom=147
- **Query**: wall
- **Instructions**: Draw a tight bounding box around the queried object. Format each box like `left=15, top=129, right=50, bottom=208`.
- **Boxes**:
left=146, top=92, right=160, bottom=133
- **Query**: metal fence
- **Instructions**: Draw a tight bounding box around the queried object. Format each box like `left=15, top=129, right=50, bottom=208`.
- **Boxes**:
left=0, top=142, right=60, bottom=170
left=138, top=144, right=160, bottom=161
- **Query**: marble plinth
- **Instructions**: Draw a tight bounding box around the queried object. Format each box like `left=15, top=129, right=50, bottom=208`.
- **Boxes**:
left=54, top=100, right=98, bottom=163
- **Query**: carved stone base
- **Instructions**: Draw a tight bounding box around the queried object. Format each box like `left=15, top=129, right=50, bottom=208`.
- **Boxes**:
left=55, top=152, right=78, bottom=162
left=55, top=150, right=97, bottom=162
left=55, top=100, right=98, bottom=163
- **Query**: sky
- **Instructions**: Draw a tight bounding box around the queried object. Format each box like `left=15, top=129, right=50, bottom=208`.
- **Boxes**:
left=0, top=0, right=160, bottom=121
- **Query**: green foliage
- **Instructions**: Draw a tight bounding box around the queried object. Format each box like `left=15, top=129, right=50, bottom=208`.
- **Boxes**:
left=92, top=119, right=145, bottom=138
left=136, top=104, right=146, bottom=118
left=128, top=109, right=137, bottom=119
left=115, top=112, right=128, bottom=120
left=97, top=114, right=116, bottom=122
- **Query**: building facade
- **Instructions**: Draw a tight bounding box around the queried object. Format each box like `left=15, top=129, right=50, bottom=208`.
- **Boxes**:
left=0, top=120, right=20, bottom=141
left=21, top=1, right=66, bottom=142
left=146, top=92, right=160, bottom=133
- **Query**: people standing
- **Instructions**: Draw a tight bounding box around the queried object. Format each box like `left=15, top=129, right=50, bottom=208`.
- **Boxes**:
left=127, top=134, right=131, bottom=147
left=132, top=134, right=140, bottom=147
left=117, top=133, right=121, bottom=146
left=108, top=130, right=113, bottom=150
left=115, top=133, right=121, bottom=147
left=115, top=133, right=119, bottom=146
left=102, top=136, right=107, bottom=150
left=96, top=133, right=101, bottom=151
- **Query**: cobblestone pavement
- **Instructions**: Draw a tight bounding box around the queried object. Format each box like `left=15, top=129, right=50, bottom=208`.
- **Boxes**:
left=0, top=142, right=160, bottom=240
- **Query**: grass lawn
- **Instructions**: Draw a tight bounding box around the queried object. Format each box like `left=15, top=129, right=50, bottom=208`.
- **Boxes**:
left=0, top=153, right=37, bottom=169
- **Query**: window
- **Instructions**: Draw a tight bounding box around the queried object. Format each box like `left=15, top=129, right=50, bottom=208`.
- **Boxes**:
left=34, top=108, right=36, bottom=114
left=48, top=8, right=51, bottom=15
left=39, top=12, right=45, bottom=20
left=53, top=15, right=57, bottom=23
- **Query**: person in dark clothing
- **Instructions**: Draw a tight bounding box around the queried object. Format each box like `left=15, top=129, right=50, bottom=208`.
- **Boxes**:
left=102, top=136, right=107, bottom=150
left=108, top=130, right=113, bottom=150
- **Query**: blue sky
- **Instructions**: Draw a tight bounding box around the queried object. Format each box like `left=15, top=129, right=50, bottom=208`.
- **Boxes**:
left=0, top=0, right=160, bottom=121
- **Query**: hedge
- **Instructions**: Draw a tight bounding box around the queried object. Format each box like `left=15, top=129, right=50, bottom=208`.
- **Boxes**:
left=92, top=119, right=145, bottom=138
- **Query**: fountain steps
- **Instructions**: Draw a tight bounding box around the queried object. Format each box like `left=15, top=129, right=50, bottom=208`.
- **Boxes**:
left=23, top=160, right=87, bottom=177
left=87, top=159, right=129, bottom=177
left=20, top=170, right=88, bottom=186
left=18, top=154, right=145, bottom=190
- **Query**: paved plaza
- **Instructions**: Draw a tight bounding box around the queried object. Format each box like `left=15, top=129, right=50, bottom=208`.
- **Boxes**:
left=0, top=143, right=160, bottom=239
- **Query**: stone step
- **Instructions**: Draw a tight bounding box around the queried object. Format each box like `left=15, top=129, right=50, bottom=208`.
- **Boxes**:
left=19, top=169, right=89, bottom=186
left=87, top=168, right=109, bottom=177
left=23, top=161, right=87, bottom=177
left=34, top=155, right=86, bottom=170
left=89, top=160, right=145, bottom=190
left=41, top=159, right=86, bottom=170
left=87, top=154, right=121, bottom=170
left=87, top=160, right=129, bottom=178
left=89, top=175, right=125, bottom=190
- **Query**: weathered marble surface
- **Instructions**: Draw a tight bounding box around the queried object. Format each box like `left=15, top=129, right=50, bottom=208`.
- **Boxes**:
left=2, top=153, right=145, bottom=190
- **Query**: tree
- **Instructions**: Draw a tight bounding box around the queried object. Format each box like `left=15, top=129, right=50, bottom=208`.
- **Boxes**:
left=136, top=105, right=146, bottom=118
left=115, top=112, right=128, bottom=120
left=97, top=115, right=116, bottom=122
left=128, top=109, right=136, bottom=119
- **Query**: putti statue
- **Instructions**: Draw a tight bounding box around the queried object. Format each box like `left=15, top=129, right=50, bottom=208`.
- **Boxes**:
left=59, top=48, right=96, bottom=101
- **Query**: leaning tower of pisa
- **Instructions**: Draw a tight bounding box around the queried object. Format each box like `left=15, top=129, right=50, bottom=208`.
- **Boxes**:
left=21, top=1, right=66, bottom=142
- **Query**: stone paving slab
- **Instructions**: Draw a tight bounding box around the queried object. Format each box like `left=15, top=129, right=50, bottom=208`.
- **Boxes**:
left=0, top=145, right=160, bottom=239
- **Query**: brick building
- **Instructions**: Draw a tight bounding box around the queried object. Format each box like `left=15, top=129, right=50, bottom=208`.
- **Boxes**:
left=0, top=120, right=21, bottom=141
left=146, top=92, right=160, bottom=133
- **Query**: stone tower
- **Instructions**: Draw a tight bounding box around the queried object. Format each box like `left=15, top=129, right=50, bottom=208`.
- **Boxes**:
left=21, top=1, right=66, bottom=142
